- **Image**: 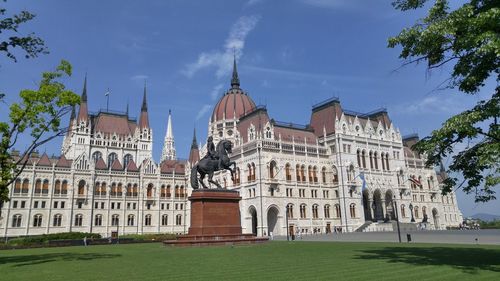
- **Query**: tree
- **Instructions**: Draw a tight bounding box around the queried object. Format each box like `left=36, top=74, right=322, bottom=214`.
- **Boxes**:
left=388, top=0, right=499, bottom=202
left=0, top=0, right=48, bottom=63
left=0, top=60, right=80, bottom=202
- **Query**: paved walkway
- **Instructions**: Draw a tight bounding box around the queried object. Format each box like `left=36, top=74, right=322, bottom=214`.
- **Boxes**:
left=273, top=229, right=500, bottom=245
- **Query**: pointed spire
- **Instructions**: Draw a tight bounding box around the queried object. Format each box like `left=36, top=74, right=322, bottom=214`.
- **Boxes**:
left=161, top=109, right=176, bottom=161
left=191, top=127, right=198, bottom=149
left=138, top=83, right=150, bottom=129
left=77, top=74, right=89, bottom=122
left=188, top=126, right=200, bottom=165
left=231, top=54, right=240, bottom=89
left=126, top=101, right=129, bottom=117
left=70, top=105, right=76, bottom=120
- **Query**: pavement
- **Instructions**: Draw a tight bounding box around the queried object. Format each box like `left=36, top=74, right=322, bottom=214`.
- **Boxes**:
left=273, top=229, right=500, bottom=245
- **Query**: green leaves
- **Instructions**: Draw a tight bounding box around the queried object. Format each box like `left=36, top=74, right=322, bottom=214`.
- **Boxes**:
left=0, top=60, right=80, bottom=202
left=390, top=0, right=500, bottom=202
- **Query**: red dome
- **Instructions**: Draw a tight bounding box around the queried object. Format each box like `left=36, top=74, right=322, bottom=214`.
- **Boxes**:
left=211, top=88, right=256, bottom=122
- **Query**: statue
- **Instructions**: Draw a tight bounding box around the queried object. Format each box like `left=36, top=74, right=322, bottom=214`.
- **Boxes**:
left=190, top=139, right=236, bottom=189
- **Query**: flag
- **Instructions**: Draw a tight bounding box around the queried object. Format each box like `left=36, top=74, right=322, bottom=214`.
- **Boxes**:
left=408, top=177, right=422, bottom=186
left=359, top=172, right=366, bottom=191
left=105, top=90, right=110, bottom=97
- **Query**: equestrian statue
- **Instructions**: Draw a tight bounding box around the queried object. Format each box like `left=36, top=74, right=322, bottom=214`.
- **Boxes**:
left=190, top=137, right=237, bottom=189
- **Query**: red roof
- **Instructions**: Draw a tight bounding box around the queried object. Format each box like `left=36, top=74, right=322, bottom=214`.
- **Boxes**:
left=95, top=158, right=107, bottom=170
left=55, top=155, right=71, bottom=168
left=93, top=113, right=137, bottom=136
left=310, top=99, right=342, bottom=137
left=160, top=160, right=186, bottom=175
left=126, top=159, right=138, bottom=172
left=212, top=88, right=256, bottom=122
left=37, top=153, right=52, bottom=166
left=111, top=159, right=123, bottom=170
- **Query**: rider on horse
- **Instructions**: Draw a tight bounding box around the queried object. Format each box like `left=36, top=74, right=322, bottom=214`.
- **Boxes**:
left=204, top=136, right=221, bottom=170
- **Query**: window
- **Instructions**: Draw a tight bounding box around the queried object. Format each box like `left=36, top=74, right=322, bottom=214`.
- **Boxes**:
left=286, top=204, right=294, bottom=219
left=381, top=153, right=386, bottom=170
left=53, top=214, right=62, bottom=226
left=78, top=180, right=85, bottom=195
left=147, top=184, right=154, bottom=198
left=12, top=214, right=22, bottom=227
left=123, top=154, right=133, bottom=168
left=145, top=214, right=152, bottom=226
left=349, top=203, right=356, bottom=218
left=53, top=201, right=58, bottom=209
left=176, top=214, right=182, bottom=226
left=300, top=204, right=306, bottom=219
left=35, top=179, right=42, bottom=194
left=22, top=179, right=29, bottom=194
left=321, top=167, right=327, bottom=183
left=127, top=215, right=135, bottom=226
left=112, top=215, right=119, bottom=226
left=92, top=151, right=102, bottom=163
left=401, top=205, right=406, bottom=217
left=12, top=201, right=18, bottom=208
left=94, top=214, right=102, bottom=226
left=269, top=161, right=277, bottom=179
left=54, top=180, right=61, bottom=194
left=361, top=150, right=367, bottom=168
left=13, top=179, right=21, bottom=193
left=21, top=201, right=26, bottom=208
left=286, top=164, right=291, bottom=181
left=107, top=152, right=118, bottom=169
left=324, top=205, right=330, bottom=218
left=312, top=205, right=319, bottom=219
left=295, top=164, right=301, bottom=182
left=162, top=215, right=168, bottom=226
left=357, top=150, right=361, bottom=167
left=335, top=204, right=341, bottom=218
left=61, top=201, right=65, bottom=209
left=332, top=166, right=339, bottom=184
left=373, top=152, right=379, bottom=170
left=75, top=214, right=83, bottom=226
left=33, top=214, right=43, bottom=227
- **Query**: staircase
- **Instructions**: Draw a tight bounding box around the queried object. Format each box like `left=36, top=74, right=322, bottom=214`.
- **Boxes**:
left=355, top=221, right=372, bottom=232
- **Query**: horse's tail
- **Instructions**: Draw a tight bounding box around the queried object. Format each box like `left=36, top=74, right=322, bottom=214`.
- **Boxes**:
left=190, top=164, right=199, bottom=189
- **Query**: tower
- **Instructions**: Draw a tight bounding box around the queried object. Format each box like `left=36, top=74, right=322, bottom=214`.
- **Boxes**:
left=161, top=110, right=176, bottom=161
left=188, top=127, right=200, bottom=167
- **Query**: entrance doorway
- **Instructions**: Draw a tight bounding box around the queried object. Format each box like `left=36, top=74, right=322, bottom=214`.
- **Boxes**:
left=249, top=206, right=257, bottom=235
left=267, top=206, right=279, bottom=236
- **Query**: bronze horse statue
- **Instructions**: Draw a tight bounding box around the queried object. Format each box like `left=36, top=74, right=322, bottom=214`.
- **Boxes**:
left=190, top=140, right=236, bottom=189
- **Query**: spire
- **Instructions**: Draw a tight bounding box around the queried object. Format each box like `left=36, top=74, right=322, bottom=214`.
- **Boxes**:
left=67, top=105, right=76, bottom=135
left=161, top=109, right=176, bottom=161
left=188, top=127, right=200, bottom=166
left=126, top=101, right=129, bottom=117
left=77, top=74, right=89, bottom=122
left=231, top=55, right=240, bottom=89
left=138, top=83, right=149, bottom=129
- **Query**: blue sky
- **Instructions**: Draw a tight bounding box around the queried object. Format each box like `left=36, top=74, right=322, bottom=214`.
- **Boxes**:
left=1, top=0, right=497, bottom=216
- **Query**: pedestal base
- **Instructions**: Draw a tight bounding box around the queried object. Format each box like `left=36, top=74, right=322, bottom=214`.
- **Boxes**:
left=164, top=189, right=268, bottom=247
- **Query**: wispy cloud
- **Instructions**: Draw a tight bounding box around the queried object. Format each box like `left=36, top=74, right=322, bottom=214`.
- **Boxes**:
left=300, top=0, right=349, bottom=9
left=182, top=15, right=261, bottom=78
left=392, top=95, right=469, bottom=116
left=130, top=74, right=149, bottom=81
left=210, top=84, right=224, bottom=101
left=244, top=65, right=374, bottom=82
left=196, top=104, right=212, bottom=120
left=245, top=0, right=264, bottom=6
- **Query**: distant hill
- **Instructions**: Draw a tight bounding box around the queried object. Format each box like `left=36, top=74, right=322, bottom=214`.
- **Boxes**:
left=470, top=213, right=500, bottom=222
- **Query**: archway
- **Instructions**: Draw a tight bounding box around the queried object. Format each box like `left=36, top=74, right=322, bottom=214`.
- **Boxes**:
left=362, top=189, right=371, bottom=221
left=385, top=190, right=395, bottom=220
left=267, top=206, right=280, bottom=236
left=373, top=189, right=383, bottom=221
left=432, top=208, right=440, bottom=230
left=249, top=206, right=257, bottom=235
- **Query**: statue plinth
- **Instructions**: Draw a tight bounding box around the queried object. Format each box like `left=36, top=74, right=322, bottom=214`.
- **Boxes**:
left=164, top=189, right=268, bottom=247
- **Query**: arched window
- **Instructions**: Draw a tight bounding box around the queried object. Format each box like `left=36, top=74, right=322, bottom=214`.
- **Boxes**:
left=33, top=214, right=43, bottom=227
left=422, top=206, right=427, bottom=217
left=54, top=180, right=61, bottom=194
left=295, top=164, right=301, bottom=182
left=335, top=204, right=341, bottom=218
left=374, top=152, right=379, bottom=170
left=92, top=151, right=102, bottom=163
left=107, top=152, right=118, bottom=169
left=166, top=185, right=171, bottom=198
left=235, top=168, right=241, bottom=185
left=300, top=165, right=306, bottom=182
left=357, top=149, right=361, bottom=167
left=34, top=179, right=42, bottom=194
left=324, top=205, right=331, bottom=218
left=175, top=185, right=179, bottom=198
left=286, top=164, right=291, bottom=181
left=265, top=127, right=272, bottom=139
left=332, top=166, right=339, bottom=184
left=53, top=214, right=62, bottom=226
left=147, top=184, right=154, bottom=198
left=312, top=205, right=319, bottom=219
left=61, top=180, right=68, bottom=195
left=133, top=184, right=138, bottom=197
left=78, top=180, right=85, bottom=195
left=362, top=150, right=367, bottom=168
left=160, top=185, right=166, bottom=198
left=111, top=214, right=119, bottom=226
left=418, top=176, right=423, bottom=189
left=401, top=204, right=406, bottom=218
left=414, top=206, right=420, bottom=219
left=123, top=154, right=133, bottom=168
left=251, top=163, right=256, bottom=181
left=308, top=166, right=313, bottom=182
left=176, top=214, right=182, bottom=225
left=145, top=214, right=152, bottom=226
left=42, top=179, right=49, bottom=194
left=286, top=204, right=294, bottom=219
left=321, top=167, right=327, bottom=183
left=162, top=215, right=168, bottom=226
left=22, top=179, right=29, bottom=194
left=300, top=204, right=307, bottom=218
left=74, top=214, right=83, bottom=226
left=180, top=186, right=185, bottom=198
left=350, top=203, right=356, bottom=218
left=381, top=153, right=386, bottom=170
left=385, top=154, right=390, bottom=170
left=369, top=151, right=374, bottom=169
left=94, top=214, right=102, bottom=226
left=127, top=214, right=135, bottom=226
left=313, top=166, right=318, bottom=183
left=12, top=214, right=22, bottom=227
left=14, top=179, right=21, bottom=194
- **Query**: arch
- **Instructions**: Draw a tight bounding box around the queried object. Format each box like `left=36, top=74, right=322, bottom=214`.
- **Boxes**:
left=266, top=205, right=280, bottom=236
left=385, top=153, right=390, bottom=170
left=127, top=214, right=135, bottom=226
left=92, top=151, right=102, bottom=163
left=107, top=152, right=118, bottom=169
left=373, top=189, right=383, bottom=221
left=54, top=180, right=61, bottom=194
left=22, top=179, right=29, bottom=194
left=285, top=163, right=292, bottom=181
left=332, top=166, right=339, bottom=184
left=334, top=204, right=341, bottom=218
left=300, top=204, right=307, bottom=218
left=111, top=214, right=119, bottom=226
left=385, top=189, right=395, bottom=220
left=147, top=183, right=154, bottom=198
left=362, top=188, right=372, bottom=221
left=369, top=151, right=374, bottom=169
left=349, top=203, right=356, bottom=218
left=161, top=214, right=168, bottom=226
left=34, top=179, right=42, bottom=194
left=14, top=179, right=21, bottom=193
left=300, top=165, right=306, bottom=182
left=33, top=214, right=43, bottom=227
left=312, top=166, right=318, bottom=183
left=295, top=164, right=301, bottom=182
left=53, top=214, right=62, bottom=227
left=269, top=160, right=277, bottom=179
left=123, top=154, right=133, bottom=168
left=248, top=206, right=258, bottom=235
left=12, top=214, right=22, bottom=227
left=144, top=214, right=152, bottom=226
left=324, top=204, right=331, bottom=218
left=74, top=214, right=83, bottom=226
left=312, top=204, right=319, bottom=219
left=251, top=163, right=256, bottom=181
left=356, top=149, right=362, bottom=167
left=78, top=180, right=86, bottom=195
left=286, top=203, right=294, bottom=219
left=361, top=150, right=367, bottom=168
left=373, top=152, right=379, bottom=170
left=321, top=167, right=327, bottom=183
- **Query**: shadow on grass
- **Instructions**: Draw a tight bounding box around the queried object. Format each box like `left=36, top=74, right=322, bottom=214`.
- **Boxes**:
left=356, top=246, right=500, bottom=274
left=0, top=252, right=121, bottom=267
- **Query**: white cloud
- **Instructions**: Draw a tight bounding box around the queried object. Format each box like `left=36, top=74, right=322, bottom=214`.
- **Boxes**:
left=182, top=15, right=260, bottom=78
left=196, top=104, right=212, bottom=120
left=245, top=0, right=264, bottom=6
left=392, top=95, right=469, bottom=116
left=210, top=84, right=224, bottom=101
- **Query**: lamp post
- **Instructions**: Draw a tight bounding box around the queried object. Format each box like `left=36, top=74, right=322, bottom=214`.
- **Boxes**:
left=409, top=203, right=415, bottom=222
left=393, top=195, right=402, bottom=243
left=286, top=204, right=290, bottom=241
left=371, top=202, right=376, bottom=222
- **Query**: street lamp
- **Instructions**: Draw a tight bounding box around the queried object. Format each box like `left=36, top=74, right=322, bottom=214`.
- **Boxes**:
left=409, top=203, right=415, bottom=222
left=285, top=204, right=290, bottom=241
left=393, top=195, right=402, bottom=243
left=371, top=202, right=376, bottom=222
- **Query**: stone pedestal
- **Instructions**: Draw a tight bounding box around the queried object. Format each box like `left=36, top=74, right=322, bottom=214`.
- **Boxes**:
left=164, top=189, right=268, bottom=247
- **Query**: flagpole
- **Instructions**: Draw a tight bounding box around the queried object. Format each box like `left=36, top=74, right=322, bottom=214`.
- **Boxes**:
left=106, top=88, right=110, bottom=112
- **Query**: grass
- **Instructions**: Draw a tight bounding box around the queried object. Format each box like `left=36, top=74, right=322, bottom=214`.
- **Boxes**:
left=0, top=241, right=499, bottom=280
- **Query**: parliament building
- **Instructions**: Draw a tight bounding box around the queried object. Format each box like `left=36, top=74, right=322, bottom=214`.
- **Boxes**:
left=0, top=61, right=463, bottom=238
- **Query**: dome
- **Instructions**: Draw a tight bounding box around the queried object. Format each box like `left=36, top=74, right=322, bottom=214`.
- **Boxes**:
left=211, top=88, right=256, bottom=122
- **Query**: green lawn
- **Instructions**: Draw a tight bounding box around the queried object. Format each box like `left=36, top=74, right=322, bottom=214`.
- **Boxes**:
left=1, top=241, right=499, bottom=281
